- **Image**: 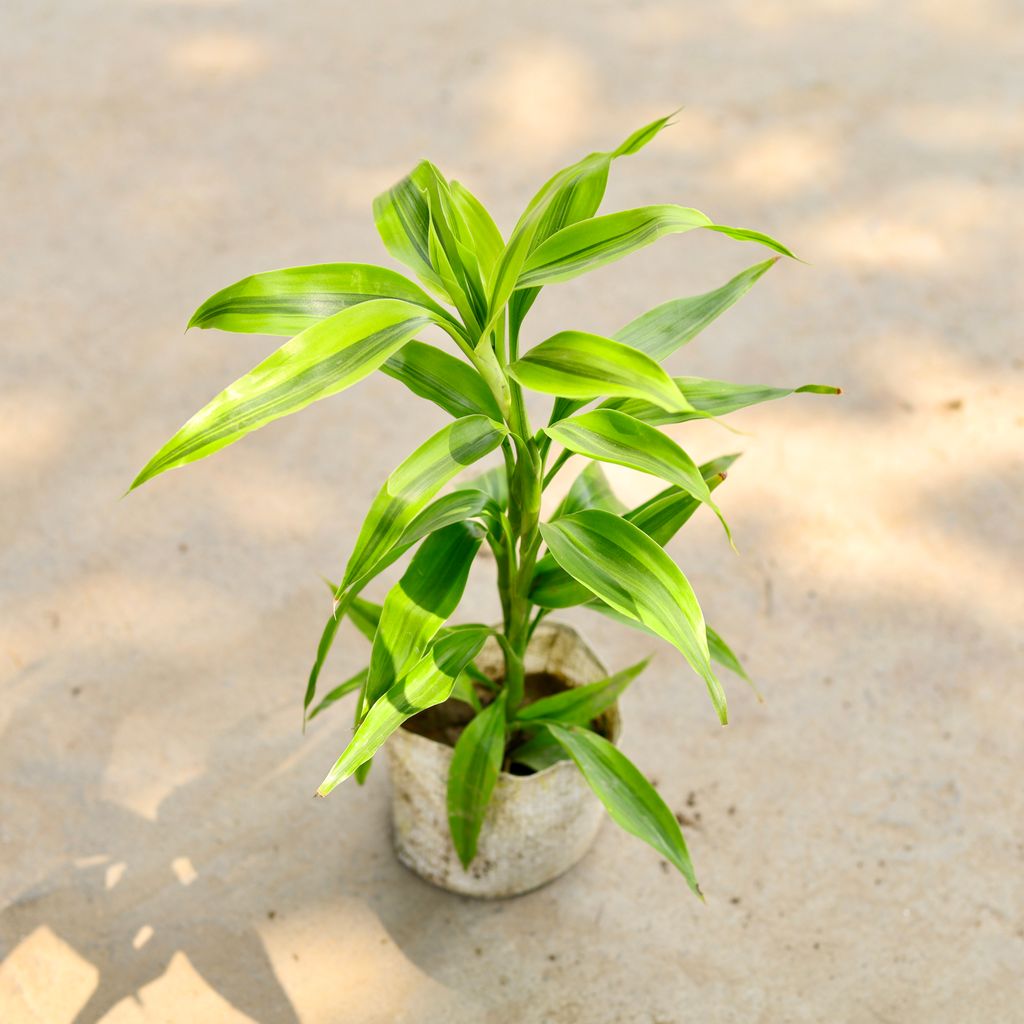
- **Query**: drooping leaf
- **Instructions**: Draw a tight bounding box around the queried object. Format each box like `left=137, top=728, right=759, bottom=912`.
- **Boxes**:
left=539, top=510, right=726, bottom=723
left=613, top=259, right=778, bottom=361
left=339, top=415, right=506, bottom=593
left=186, top=263, right=449, bottom=335
left=603, top=378, right=841, bottom=426
left=381, top=340, right=502, bottom=420
left=307, top=667, right=368, bottom=722
left=544, top=723, right=700, bottom=895
left=515, top=658, right=648, bottom=726
left=625, top=453, right=737, bottom=545
left=447, top=691, right=508, bottom=867
left=532, top=456, right=732, bottom=609
left=509, top=332, right=693, bottom=413
left=545, top=410, right=731, bottom=543
left=553, top=461, right=626, bottom=519
left=517, top=207, right=794, bottom=289
left=316, top=626, right=490, bottom=795
left=362, top=522, right=483, bottom=717
left=706, top=625, right=758, bottom=699
left=132, top=299, right=439, bottom=489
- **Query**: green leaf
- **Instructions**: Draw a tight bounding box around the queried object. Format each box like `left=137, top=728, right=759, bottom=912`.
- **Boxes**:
left=339, top=415, right=506, bottom=592
left=532, top=456, right=732, bottom=609
left=421, top=165, right=487, bottom=330
left=373, top=162, right=446, bottom=297
left=306, top=667, right=368, bottom=722
left=465, top=465, right=509, bottom=510
left=450, top=671, right=483, bottom=713
left=447, top=691, right=508, bottom=867
left=347, top=597, right=382, bottom=642
left=381, top=340, right=502, bottom=420
left=544, top=723, right=699, bottom=895
left=516, top=658, right=648, bottom=725
left=509, top=729, right=568, bottom=772
left=449, top=181, right=504, bottom=286
left=303, top=488, right=497, bottom=719
left=613, top=259, right=778, bottom=361
left=509, top=331, right=694, bottom=413
left=706, top=625, right=761, bottom=701
left=553, top=461, right=626, bottom=519
left=132, top=299, right=438, bottom=490
left=545, top=410, right=731, bottom=543
left=186, top=263, right=449, bottom=335
left=624, top=453, right=737, bottom=546
left=362, top=522, right=483, bottom=718
left=316, top=626, right=490, bottom=795
left=517, top=207, right=793, bottom=289
left=604, top=378, right=841, bottom=426
left=486, top=113, right=675, bottom=339
left=539, top=510, right=726, bottom=724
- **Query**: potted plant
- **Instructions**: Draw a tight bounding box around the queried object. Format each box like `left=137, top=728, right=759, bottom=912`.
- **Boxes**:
left=132, top=113, right=838, bottom=899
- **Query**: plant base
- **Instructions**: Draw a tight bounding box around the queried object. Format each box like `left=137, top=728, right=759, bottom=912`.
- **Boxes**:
left=386, top=621, right=621, bottom=898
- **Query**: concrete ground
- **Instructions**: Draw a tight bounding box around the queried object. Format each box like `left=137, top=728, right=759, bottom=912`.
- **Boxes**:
left=2, top=1, right=1022, bottom=1021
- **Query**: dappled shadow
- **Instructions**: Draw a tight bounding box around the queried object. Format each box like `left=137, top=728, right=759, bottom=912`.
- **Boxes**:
left=2, top=0, right=1022, bottom=1020
left=0, top=699, right=302, bottom=1024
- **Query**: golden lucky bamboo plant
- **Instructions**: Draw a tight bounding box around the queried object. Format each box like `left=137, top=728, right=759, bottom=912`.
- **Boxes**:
left=132, top=113, right=838, bottom=895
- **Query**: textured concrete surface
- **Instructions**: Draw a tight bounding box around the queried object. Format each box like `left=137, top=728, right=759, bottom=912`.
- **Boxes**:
left=2, top=1, right=1022, bottom=1021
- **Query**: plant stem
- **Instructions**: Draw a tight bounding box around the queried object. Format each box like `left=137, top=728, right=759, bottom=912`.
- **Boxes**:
left=499, top=363, right=544, bottom=720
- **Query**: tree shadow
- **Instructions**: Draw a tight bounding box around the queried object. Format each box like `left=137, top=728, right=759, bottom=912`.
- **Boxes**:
left=0, top=700, right=301, bottom=1024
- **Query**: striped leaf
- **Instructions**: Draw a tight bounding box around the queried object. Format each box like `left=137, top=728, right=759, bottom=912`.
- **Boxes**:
left=517, top=207, right=793, bottom=289
left=707, top=626, right=757, bottom=694
left=447, top=691, right=508, bottom=867
left=303, top=484, right=500, bottom=719
left=545, top=723, right=699, bottom=895
left=381, top=340, right=502, bottom=420
left=465, top=465, right=509, bottom=510
left=553, top=461, right=626, bottom=520
left=544, top=410, right=731, bottom=543
left=509, top=331, right=694, bottom=413
left=373, top=162, right=446, bottom=297
left=539, top=510, right=726, bottom=724
left=339, top=415, right=506, bottom=593
left=531, top=456, right=732, bottom=609
left=302, top=427, right=502, bottom=722
left=348, top=596, right=383, bottom=642
left=487, top=113, right=676, bottom=338
left=515, top=658, right=647, bottom=726
left=132, top=299, right=439, bottom=489
left=614, top=259, right=778, bottom=361
left=422, top=165, right=488, bottom=330
left=306, top=667, right=368, bottom=723
left=603, top=378, right=841, bottom=426
left=625, top=453, right=737, bottom=546
left=316, top=626, right=490, bottom=795
left=449, top=181, right=504, bottom=287
left=186, top=263, right=448, bottom=335
left=362, top=522, right=483, bottom=719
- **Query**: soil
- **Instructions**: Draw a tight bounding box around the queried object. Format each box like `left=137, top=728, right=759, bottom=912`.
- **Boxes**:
left=400, top=671, right=611, bottom=769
